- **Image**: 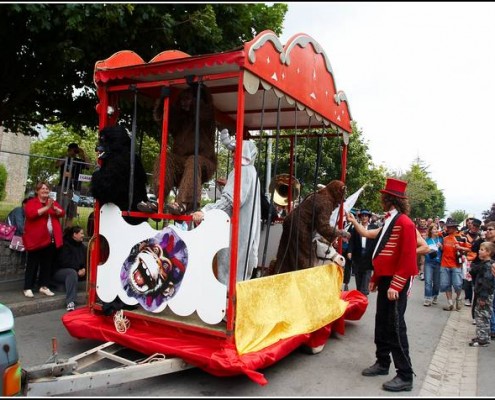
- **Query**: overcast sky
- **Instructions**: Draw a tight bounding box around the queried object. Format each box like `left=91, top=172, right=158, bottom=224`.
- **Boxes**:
left=279, top=2, right=494, bottom=219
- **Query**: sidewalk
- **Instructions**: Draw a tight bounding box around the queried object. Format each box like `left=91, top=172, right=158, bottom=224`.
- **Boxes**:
left=419, top=303, right=477, bottom=396
left=417, top=298, right=494, bottom=397
left=0, top=279, right=87, bottom=317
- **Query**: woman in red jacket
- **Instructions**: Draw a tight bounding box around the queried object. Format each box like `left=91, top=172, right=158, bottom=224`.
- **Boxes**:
left=22, top=181, right=65, bottom=298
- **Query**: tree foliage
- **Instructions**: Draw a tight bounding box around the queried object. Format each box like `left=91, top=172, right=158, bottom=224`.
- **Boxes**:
left=338, top=124, right=387, bottom=213
left=0, top=3, right=287, bottom=136
left=250, top=123, right=386, bottom=211
left=0, top=164, right=7, bottom=201
left=397, top=158, right=446, bottom=219
left=450, top=210, right=468, bottom=224
left=3, top=3, right=459, bottom=217
left=28, top=124, right=160, bottom=194
left=482, top=203, right=495, bottom=223
left=28, top=125, right=98, bottom=192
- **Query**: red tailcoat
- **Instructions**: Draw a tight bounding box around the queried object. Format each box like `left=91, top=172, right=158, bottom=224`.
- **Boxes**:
left=371, top=214, right=418, bottom=292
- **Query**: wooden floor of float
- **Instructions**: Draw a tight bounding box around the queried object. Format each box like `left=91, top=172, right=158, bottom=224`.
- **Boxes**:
left=94, top=300, right=228, bottom=336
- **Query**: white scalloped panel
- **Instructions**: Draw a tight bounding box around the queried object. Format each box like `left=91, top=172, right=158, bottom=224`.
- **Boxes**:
left=96, top=203, right=229, bottom=325
left=243, top=75, right=332, bottom=127
left=273, top=87, right=284, bottom=99
left=243, top=71, right=260, bottom=95
left=296, top=101, right=305, bottom=111
left=260, top=79, right=272, bottom=91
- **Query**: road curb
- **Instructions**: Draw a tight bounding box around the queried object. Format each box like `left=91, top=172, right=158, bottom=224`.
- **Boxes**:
left=8, top=292, right=88, bottom=318
left=5, top=293, right=87, bottom=317
left=0, top=280, right=88, bottom=317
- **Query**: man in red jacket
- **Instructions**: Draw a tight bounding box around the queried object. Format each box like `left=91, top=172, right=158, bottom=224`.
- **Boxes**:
left=346, top=178, right=418, bottom=392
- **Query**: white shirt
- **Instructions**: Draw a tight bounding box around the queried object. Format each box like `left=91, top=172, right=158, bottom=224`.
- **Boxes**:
left=372, top=208, right=398, bottom=259
left=361, top=223, right=369, bottom=249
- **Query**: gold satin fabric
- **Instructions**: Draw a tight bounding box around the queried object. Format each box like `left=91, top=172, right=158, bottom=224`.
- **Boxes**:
left=235, top=263, right=347, bottom=355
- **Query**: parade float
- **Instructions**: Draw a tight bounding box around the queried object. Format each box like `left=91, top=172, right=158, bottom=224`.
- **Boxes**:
left=25, top=30, right=368, bottom=395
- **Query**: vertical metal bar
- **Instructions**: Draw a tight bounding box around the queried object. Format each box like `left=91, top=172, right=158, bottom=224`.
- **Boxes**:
left=89, top=89, right=109, bottom=307
left=225, top=73, right=245, bottom=342
left=338, top=140, right=349, bottom=253
left=309, top=129, right=324, bottom=267
left=193, top=81, right=202, bottom=212
left=288, top=137, right=295, bottom=213
left=158, top=87, right=171, bottom=215
left=269, top=100, right=284, bottom=273
left=128, top=85, right=138, bottom=213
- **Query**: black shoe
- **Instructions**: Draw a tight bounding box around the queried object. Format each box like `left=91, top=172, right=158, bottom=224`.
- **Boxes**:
left=137, top=201, right=158, bottom=213
left=469, top=339, right=489, bottom=347
left=362, top=362, right=389, bottom=376
left=165, top=202, right=187, bottom=216
left=382, top=375, right=413, bottom=392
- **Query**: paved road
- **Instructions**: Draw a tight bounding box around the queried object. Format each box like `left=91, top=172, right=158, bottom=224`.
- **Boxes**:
left=14, top=277, right=494, bottom=397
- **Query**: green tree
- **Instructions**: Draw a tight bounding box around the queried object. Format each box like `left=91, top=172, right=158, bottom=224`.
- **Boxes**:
left=28, top=125, right=98, bottom=191
left=28, top=124, right=160, bottom=193
left=450, top=210, right=468, bottom=224
left=259, top=131, right=447, bottom=218
left=338, top=124, right=387, bottom=213
left=0, top=164, right=7, bottom=201
left=258, top=123, right=386, bottom=213
left=395, top=158, right=446, bottom=219
left=136, top=135, right=161, bottom=181
left=481, top=203, right=495, bottom=222
left=0, top=3, right=287, bottom=137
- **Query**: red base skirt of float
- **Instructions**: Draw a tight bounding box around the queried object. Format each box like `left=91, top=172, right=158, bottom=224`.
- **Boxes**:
left=62, top=290, right=367, bottom=385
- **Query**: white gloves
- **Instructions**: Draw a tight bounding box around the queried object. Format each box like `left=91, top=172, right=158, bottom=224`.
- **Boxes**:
left=220, top=129, right=236, bottom=151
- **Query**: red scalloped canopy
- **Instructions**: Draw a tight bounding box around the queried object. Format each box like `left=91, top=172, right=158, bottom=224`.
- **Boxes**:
left=93, top=30, right=352, bottom=133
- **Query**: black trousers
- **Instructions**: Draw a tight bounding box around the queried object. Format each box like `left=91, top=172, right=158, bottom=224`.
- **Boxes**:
left=354, top=256, right=373, bottom=295
left=343, top=258, right=352, bottom=285
left=24, top=243, right=57, bottom=290
left=374, top=276, right=413, bottom=381
left=463, top=279, right=473, bottom=302
left=356, top=269, right=372, bottom=295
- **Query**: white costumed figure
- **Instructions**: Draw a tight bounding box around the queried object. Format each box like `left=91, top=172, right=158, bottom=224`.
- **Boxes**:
left=193, top=135, right=261, bottom=285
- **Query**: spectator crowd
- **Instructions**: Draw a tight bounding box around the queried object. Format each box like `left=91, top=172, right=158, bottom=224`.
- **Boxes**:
left=344, top=212, right=495, bottom=349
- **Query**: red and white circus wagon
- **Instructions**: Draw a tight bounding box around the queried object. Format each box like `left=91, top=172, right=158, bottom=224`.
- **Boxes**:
left=61, top=30, right=368, bottom=387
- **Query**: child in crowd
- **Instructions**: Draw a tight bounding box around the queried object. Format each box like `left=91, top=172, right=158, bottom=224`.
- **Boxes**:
left=469, top=241, right=495, bottom=347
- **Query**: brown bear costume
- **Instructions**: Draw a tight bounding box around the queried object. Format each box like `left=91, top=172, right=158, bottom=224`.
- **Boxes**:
left=142, top=85, right=217, bottom=215
left=274, top=180, right=349, bottom=274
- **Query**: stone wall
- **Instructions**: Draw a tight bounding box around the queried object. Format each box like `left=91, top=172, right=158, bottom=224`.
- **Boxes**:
left=0, top=127, right=32, bottom=203
left=0, top=239, right=93, bottom=284
left=0, top=240, right=26, bottom=283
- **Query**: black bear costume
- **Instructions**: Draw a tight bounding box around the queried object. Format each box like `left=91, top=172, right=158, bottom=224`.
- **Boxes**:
left=91, top=125, right=149, bottom=225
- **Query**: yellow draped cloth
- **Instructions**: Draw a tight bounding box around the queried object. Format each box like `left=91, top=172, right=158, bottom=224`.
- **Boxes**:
left=234, top=263, right=348, bottom=355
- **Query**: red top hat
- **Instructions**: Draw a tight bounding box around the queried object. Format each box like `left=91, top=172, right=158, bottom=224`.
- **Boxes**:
left=380, top=178, right=408, bottom=198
